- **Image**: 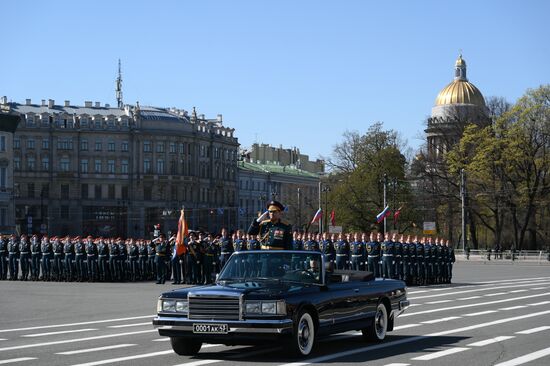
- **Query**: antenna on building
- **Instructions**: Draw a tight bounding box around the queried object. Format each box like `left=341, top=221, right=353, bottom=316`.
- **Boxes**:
left=116, top=59, right=123, bottom=109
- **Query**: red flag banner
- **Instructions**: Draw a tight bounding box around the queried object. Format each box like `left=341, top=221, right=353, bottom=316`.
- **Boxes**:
left=175, top=209, right=188, bottom=255
left=330, top=209, right=336, bottom=226
left=393, top=206, right=402, bottom=225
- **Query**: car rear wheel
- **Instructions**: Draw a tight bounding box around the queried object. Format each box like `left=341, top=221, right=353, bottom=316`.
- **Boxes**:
left=288, top=310, right=316, bottom=357
left=170, top=337, right=202, bottom=355
left=362, top=302, right=388, bottom=342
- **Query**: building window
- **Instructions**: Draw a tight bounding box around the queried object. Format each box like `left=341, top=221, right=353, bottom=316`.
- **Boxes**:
left=61, top=184, right=69, bottom=199
left=94, top=159, right=101, bottom=173
left=57, top=138, right=73, bottom=150
left=143, top=159, right=151, bottom=173
left=108, top=141, right=115, bottom=152
left=169, top=142, right=176, bottom=153
left=170, top=160, right=177, bottom=175
left=121, top=159, right=128, bottom=174
left=0, top=136, right=5, bottom=151
left=60, top=205, right=69, bottom=219
left=27, top=139, right=35, bottom=149
left=94, top=118, right=102, bottom=129
left=121, top=141, right=128, bottom=152
left=81, top=184, right=88, bottom=199
left=179, top=143, right=185, bottom=154
left=144, top=186, right=152, bottom=201
left=26, top=116, right=35, bottom=127
left=28, top=183, right=35, bottom=198
left=80, top=159, right=88, bottom=173
left=95, top=185, right=102, bottom=199
left=108, top=184, right=115, bottom=199
left=121, top=186, right=128, bottom=200
left=41, top=157, right=49, bottom=171
left=80, top=139, right=88, bottom=151
left=42, top=139, right=49, bottom=150
left=157, top=159, right=164, bottom=174
left=80, top=117, right=88, bottom=128
left=60, top=157, right=70, bottom=172
left=27, top=156, right=36, bottom=170
left=14, top=138, right=20, bottom=149
left=95, top=140, right=102, bottom=151
left=143, top=141, right=151, bottom=152
left=14, top=156, right=21, bottom=170
left=41, top=184, right=49, bottom=198
left=156, top=142, right=165, bottom=153
left=0, top=167, right=6, bottom=188
left=108, top=159, right=115, bottom=174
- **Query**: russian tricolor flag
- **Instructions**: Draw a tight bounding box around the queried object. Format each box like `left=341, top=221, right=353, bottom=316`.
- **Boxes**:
left=311, top=208, right=322, bottom=224
left=376, top=205, right=391, bottom=223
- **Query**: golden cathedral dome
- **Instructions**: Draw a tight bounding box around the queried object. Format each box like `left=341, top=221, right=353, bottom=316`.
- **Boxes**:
left=435, top=55, right=486, bottom=108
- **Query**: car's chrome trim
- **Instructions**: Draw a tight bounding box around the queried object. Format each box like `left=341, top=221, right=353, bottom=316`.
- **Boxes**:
left=153, top=316, right=293, bottom=334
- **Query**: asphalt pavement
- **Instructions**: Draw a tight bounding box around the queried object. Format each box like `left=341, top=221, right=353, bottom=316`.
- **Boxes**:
left=1, top=262, right=550, bottom=366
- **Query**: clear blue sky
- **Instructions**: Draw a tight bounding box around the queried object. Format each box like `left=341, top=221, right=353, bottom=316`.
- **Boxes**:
left=2, top=0, right=548, bottom=160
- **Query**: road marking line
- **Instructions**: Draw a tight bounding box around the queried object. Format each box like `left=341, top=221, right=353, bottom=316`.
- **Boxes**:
left=0, top=329, right=157, bottom=352
left=421, top=316, right=461, bottom=324
left=410, top=280, right=550, bottom=300
left=529, top=301, right=550, bottom=306
left=0, top=358, right=37, bottom=365
left=69, top=350, right=174, bottom=366
left=383, top=364, right=410, bottom=366
left=510, top=290, right=528, bottom=293
left=515, top=326, right=550, bottom=334
left=407, top=277, right=550, bottom=295
left=467, top=336, right=515, bottom=347
left=173, top=361, right=222, bottom=366
left=152, top=338, right=170, bottom=342
left=426, top=300, right=452, bottom=304
left=393, top=324, right=421, bottom=330
left=108, top=323, right=151, bottom=328
left=277, top=310, right=550, bottom=366
left=499, top=306, right=528, bottom=311
left=530, top=287, right=547, bottom=290
left=22, top=328, right=98, bottom=337
left=409, top=304, right=422, bottom=307
left=485, top=292, right=507, bottom=297
left=56, top=344, right=137, bottom=355
left=411, top=347, right=470, bottom=360
left=463, top=310, right=499, bottom=317
left=494, top=346, right=550, bottom=366
left=0, top=315, right=154, bottom=334
left=457, top=296, right=482, bottom=300
left=401, top=292, right=550, bottom=317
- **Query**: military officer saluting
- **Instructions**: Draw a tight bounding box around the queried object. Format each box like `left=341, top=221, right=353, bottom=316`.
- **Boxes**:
left=248, top=200, right=292, bottom=250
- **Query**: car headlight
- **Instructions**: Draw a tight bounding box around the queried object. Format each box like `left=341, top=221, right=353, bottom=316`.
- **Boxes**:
left=176, top=300, right=188, bottom=313
left=245, top=301, right=261, bottom=314
left=162, top=300, right=176, bottom=312
left=245, top=300, right=286, bottom=315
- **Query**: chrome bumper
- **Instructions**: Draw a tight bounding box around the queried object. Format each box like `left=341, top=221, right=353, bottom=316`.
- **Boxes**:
left=153, top=316, right=293, bottom=334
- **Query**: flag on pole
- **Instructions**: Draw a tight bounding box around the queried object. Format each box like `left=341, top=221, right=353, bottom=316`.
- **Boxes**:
left=310, top=208, right=322, bottom=224
left=330, top=209, right=336, bottom=226
left=376, top=205, right=391, bottom=224
left=393, top=206, right=403, bottom=225
left=175, top=209, right=188, bottom=256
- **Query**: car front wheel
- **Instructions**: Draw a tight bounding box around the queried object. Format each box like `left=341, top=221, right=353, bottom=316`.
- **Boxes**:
left=289, top=310, right=316, bottom=357
left=170, top=337, right=202, bottom=355
left=362, top=302, right=388, bottom=342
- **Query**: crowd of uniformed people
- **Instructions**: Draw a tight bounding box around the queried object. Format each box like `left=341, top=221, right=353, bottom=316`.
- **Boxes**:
left=0, top=227, right=454, bottom=286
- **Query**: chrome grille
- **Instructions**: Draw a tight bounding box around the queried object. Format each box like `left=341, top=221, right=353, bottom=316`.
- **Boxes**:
left=188, top=295, right=240, bottom=320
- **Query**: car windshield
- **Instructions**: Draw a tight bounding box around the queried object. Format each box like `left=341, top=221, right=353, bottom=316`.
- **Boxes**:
left=217, top=251, right=323, bottom=285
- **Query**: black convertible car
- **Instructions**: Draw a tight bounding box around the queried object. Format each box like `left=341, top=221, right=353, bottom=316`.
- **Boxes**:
left=153, top=250, right=409, bottom=357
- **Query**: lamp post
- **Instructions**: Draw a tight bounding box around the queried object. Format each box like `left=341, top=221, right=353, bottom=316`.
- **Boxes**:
left=322, top=186, right=331, bottom=233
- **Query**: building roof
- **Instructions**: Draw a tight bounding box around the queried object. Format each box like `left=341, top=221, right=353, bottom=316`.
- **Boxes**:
left=239, top=161, right=320, bottom=178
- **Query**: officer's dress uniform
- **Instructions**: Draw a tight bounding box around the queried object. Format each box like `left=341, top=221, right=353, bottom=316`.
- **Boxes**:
left=0, top=237, right=8, bottom=280
left=52, top=239, right=64, bottom=280
left=97, top=241, right=110, bottom=282
left=218, top=236, right=234, bottom=271
left=185, top=240, right=201, bottom=284
left=41, top=239, right=53, bottom=281
left=203, top=240, right=217, bottom=284
left=147, top=242, right=156, bottom=280
left=19, top=238, right=31, bottom=281
left=234, top=238, right=247, bottom=277
left=30, top=237, right=41, bottom=281
left=424, top=242, right=433, bottom=284
left=303, top=239, right=319, bottom=270
left=128, top=242, right=140, bottom=282
left=393, top=240, right=403, bottom=280
left=8, top=237, right=19, bottom=280
left=401, top=241, right=409, bottom=282
left=291, top=238, right=304, bottom=270
left=86, top=240, right=98, bottom=282
left=334, top=239, right=349, bottom=270
left=350, top=240, right=365, bottom=271
left=138, top=242, right=148, bottom=280
left=109, top=242, right=120, bottom=281
left=74, top=240, right=87, bottom=282
left=63, top=240, right=75, bottom=281
left=366, top=240, right=380, bottom=277
left=381, top=240, right=395, bottom=279
left=320, top=239, right=335, bottom=265
left=416, top=241, right=425, bottom=285
left=155, top=239, right=169, bottom=284
left=246, top=238, right=261, bottom=276
left=448, top=246, right=456, bottom=283
left=119, top=243, right=128, bottom=281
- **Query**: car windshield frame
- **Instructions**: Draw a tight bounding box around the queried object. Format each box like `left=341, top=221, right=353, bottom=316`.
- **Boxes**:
left=217, top=250, right=325, bottom=286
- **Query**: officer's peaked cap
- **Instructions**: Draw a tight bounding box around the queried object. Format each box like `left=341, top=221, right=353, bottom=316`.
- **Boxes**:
left=266, top=200, right=284, bottom=212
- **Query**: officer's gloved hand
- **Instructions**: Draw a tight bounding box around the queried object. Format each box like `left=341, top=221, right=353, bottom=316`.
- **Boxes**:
left=256, top=211, right=269, bottom=222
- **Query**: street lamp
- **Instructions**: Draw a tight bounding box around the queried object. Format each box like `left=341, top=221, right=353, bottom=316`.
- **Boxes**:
left=322, top=186, right=331, bottom=233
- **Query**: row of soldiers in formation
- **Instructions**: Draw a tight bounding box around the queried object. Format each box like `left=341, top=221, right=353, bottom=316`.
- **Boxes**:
left=0, top=229, right=456, bottom=286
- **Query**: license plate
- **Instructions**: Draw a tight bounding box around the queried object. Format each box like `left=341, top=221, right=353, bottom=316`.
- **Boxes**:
left=192, top=323, right=229, bottom=334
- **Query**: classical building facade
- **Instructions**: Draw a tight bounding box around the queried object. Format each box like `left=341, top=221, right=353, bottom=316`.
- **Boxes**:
left=2, top=97, right=238, bottom=237
left=245, top=143, right=324, bottom=174
left=237, top=157, right=321, bottom=231
left=0, top=103, right=21, bottom=233
left=425, top=55, right=490, bottom=158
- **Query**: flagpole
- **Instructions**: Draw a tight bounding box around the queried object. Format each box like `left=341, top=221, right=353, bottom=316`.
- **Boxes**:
left=383, top=174, right=388, bottom=234
left=318, top=181, right=322, bottom=234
